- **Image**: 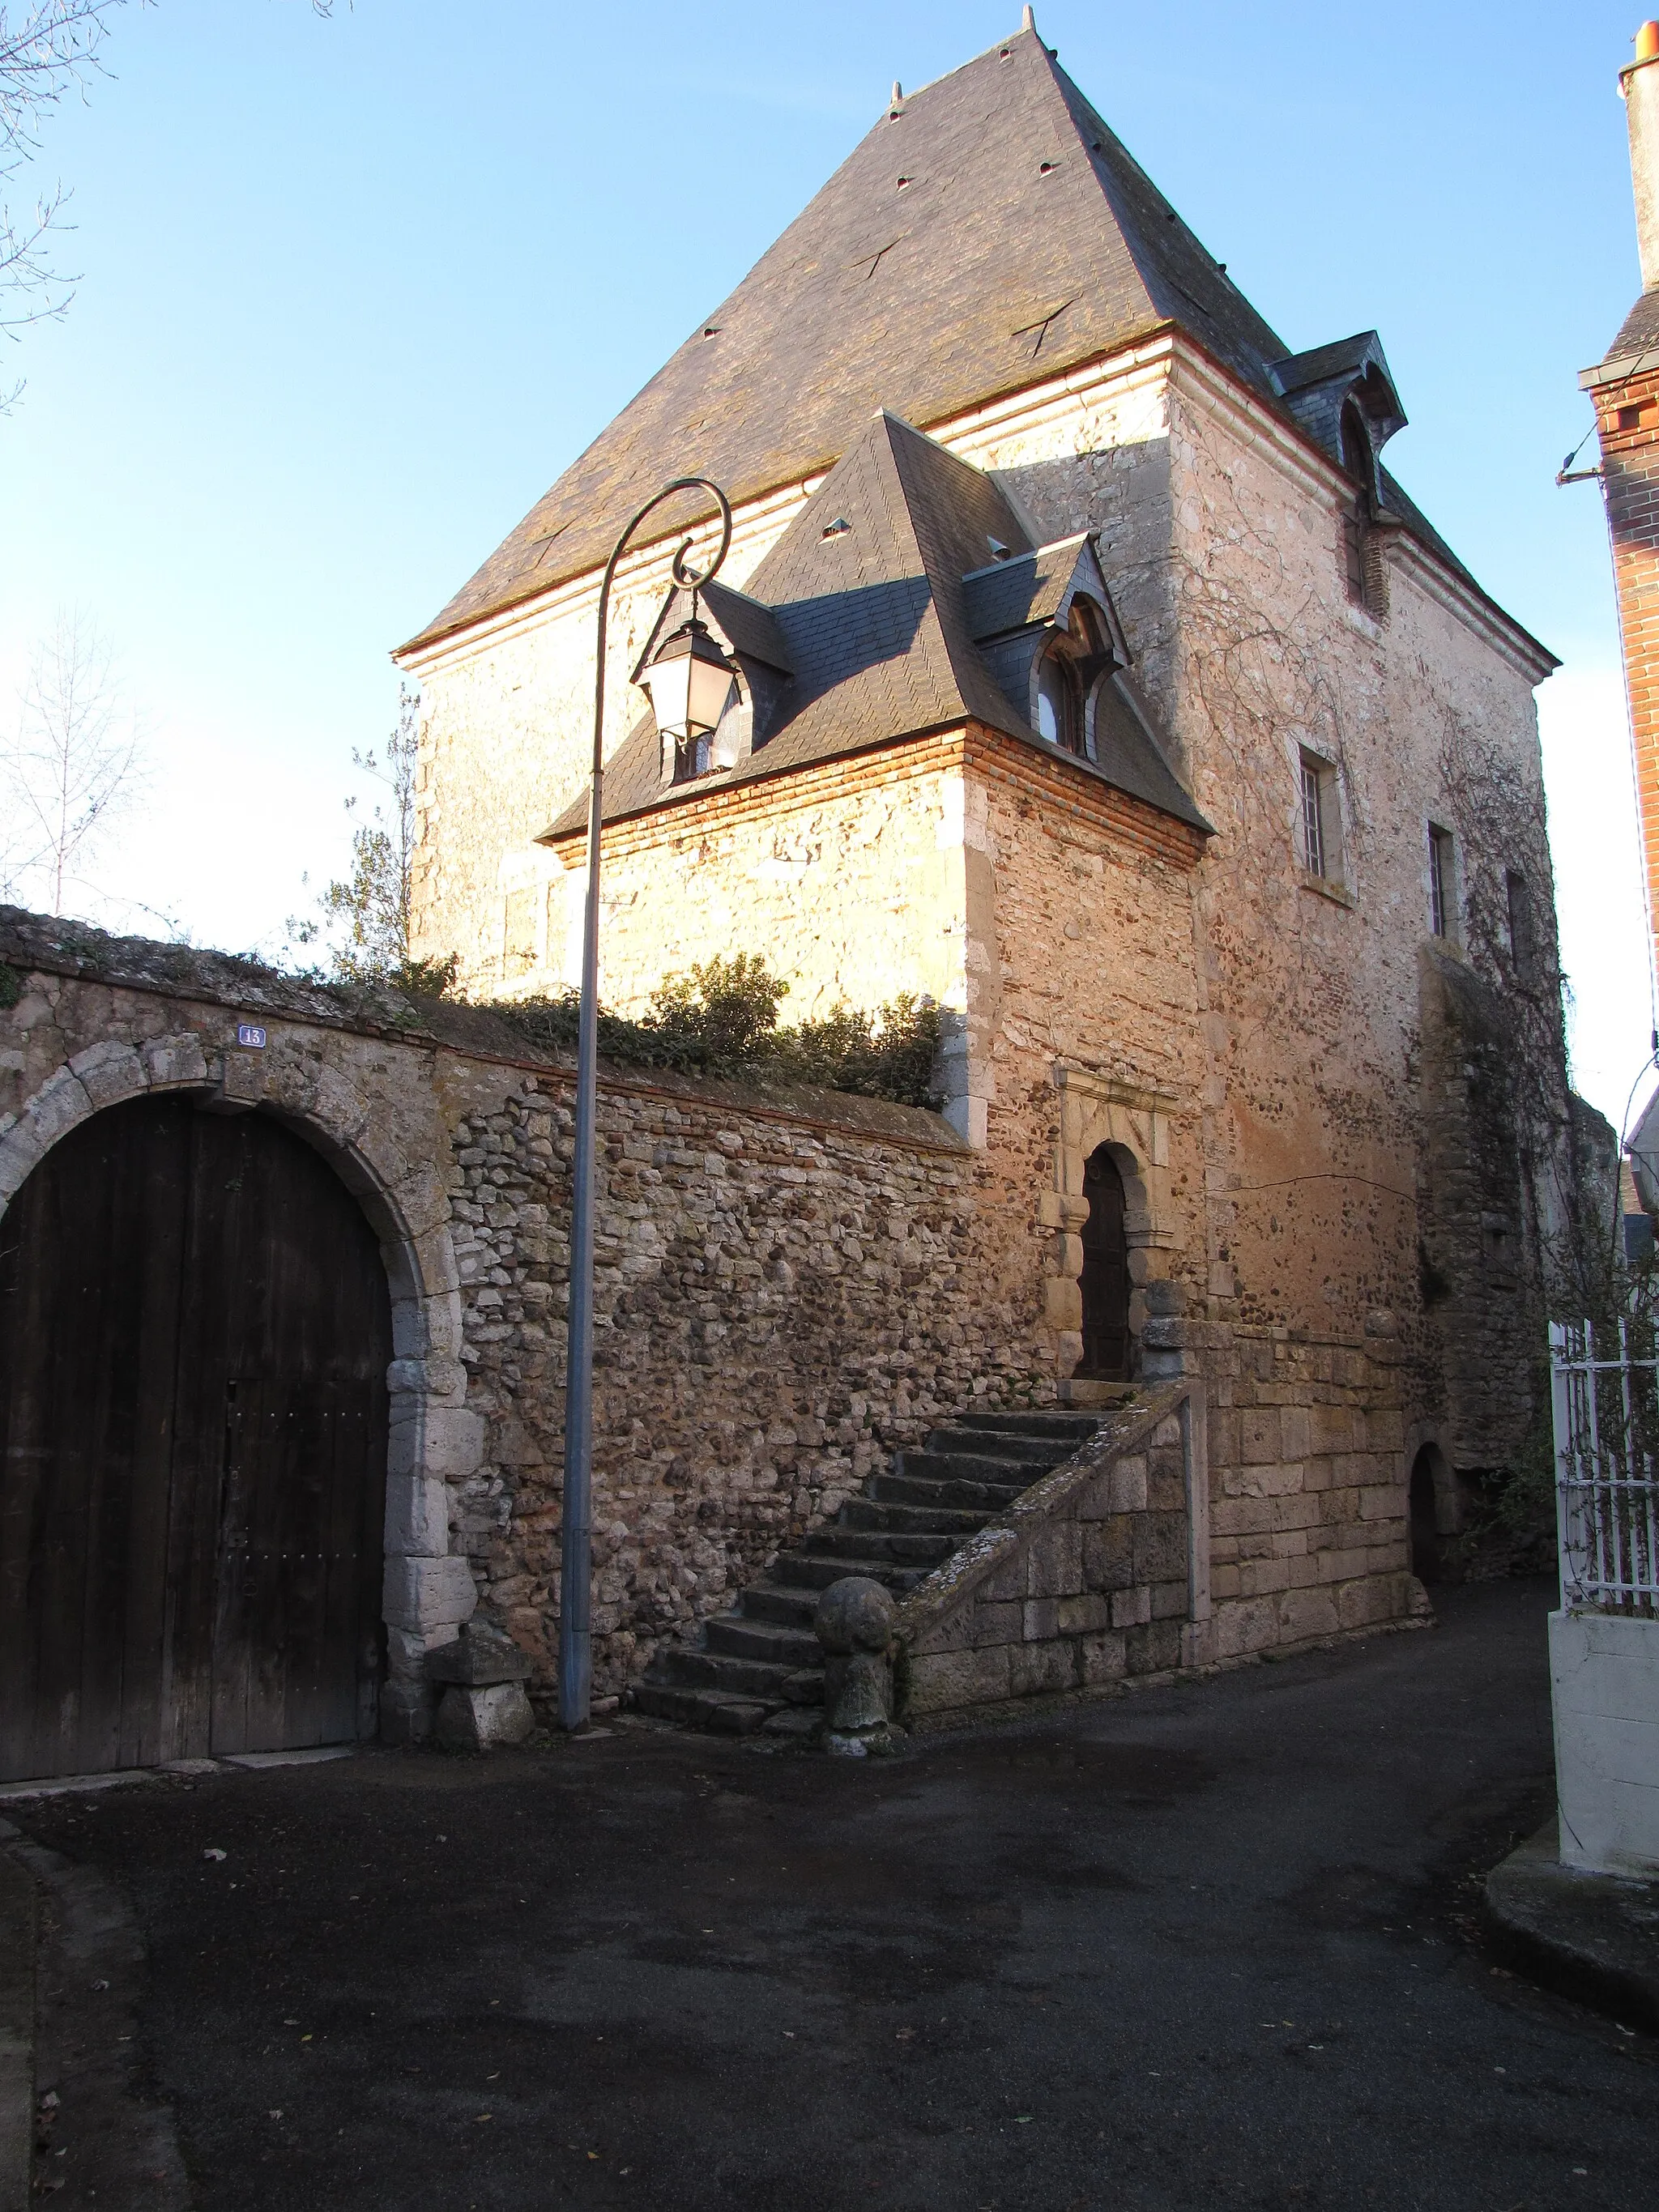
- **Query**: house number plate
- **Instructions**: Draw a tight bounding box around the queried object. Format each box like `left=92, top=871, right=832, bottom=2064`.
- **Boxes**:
left=236, top=1024, right=267, bottom=1049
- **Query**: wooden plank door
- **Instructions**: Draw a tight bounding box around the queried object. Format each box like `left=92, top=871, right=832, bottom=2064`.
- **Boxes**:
left=0, top=1095, right=390, bottom=1781
left=177, top=1109, right=390, bottom=1758
left=0, top=1098, right=193, bottom=1779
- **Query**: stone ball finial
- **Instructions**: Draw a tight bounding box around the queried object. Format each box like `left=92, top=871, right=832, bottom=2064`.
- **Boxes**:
left=814, top=1575, right=896, bottom=1657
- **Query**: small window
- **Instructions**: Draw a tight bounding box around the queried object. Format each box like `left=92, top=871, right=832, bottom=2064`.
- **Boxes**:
left=1505, top=869, right=1534, bottom=981
left=1035, top=646, right=1084, bottom=756
left=1427, top=825, right=1456, bottom=941
left=671, top=732, right=714, bottom=784
left=1299, top=751, right=1339, bottom=880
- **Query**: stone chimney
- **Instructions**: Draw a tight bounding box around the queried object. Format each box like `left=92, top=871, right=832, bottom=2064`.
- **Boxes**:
left=1624, top=21, right=1659, bottom=289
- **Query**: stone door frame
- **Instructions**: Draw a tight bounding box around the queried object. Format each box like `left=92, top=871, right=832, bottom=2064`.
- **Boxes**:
left=0, top=1027, right=479, bottom=1746
left=1042, top=1064, right=1179, bottom=1392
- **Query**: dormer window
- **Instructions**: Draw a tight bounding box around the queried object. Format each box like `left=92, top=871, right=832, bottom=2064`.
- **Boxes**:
left=672, top=731, right=716, bottom=784
left=1035, top=644, right=1083, bottom=753
left=1031, top=596, right=1115, bottom=761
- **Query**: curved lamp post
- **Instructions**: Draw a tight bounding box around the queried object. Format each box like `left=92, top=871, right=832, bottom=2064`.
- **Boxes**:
left=560, top=475, right=735, bottom=1730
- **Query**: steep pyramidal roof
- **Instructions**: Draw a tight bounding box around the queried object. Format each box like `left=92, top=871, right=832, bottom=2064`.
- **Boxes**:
left=406, top=22, right=1292, bottom=654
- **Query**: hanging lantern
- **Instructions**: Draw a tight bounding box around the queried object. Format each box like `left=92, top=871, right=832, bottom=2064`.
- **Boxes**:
left=638, top=614, right=735, bottom=740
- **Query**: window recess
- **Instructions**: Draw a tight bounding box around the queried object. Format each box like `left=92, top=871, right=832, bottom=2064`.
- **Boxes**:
left=1505, top=869, right=1535, bottom=982
left=1427, top=824, right=1457, bottom=943
left=1299, top=751, right=1342, bottom=886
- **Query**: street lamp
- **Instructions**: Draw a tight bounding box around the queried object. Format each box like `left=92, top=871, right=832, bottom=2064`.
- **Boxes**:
left=559, top=475, right=734, bottom=1732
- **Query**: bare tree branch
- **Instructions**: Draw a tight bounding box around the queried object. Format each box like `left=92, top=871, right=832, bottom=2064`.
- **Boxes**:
left=0, top=0, right=130, bottom=399
left=1, top=605, right=148, bottom=914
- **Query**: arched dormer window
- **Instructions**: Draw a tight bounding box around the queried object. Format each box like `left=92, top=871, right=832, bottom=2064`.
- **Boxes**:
left=1034, top=597, right=1112, bottom=761
left=1339, top=403, right=1385, bottom=619
left=1035, top=646, right=1082, bottom=752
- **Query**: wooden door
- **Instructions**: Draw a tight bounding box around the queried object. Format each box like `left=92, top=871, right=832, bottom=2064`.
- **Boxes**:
left=0, top=1096, right=390, bottom=1781
left=1078, top=1146, right=1130, bottom=1381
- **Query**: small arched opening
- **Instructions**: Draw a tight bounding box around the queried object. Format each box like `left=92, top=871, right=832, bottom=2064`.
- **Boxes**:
left=1077, top=1144, right=1132, bottom=1381
left=1409, top=1445, right=1442, bottom=1584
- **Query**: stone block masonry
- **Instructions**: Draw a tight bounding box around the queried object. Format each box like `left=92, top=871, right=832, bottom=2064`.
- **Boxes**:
left=896, top=1381, right=1210, bottom=1719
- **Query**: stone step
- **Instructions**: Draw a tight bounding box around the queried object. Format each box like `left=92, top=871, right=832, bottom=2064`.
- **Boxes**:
left=705, top=1614, right=822, bottom=1667
left=771, top=1551, right=934, bottom=1593
left=654, top=1647, right=799, bottom=1699
left=633, top=1683, right=774, bottom=1734
left=810, top=1525, right=958, bottom=1566
left=900, top=1447, right=1050, bottom=1486
left=633, top=1387, right=1092, bottom=1736
left=840, top=1496, right=994, bottom=1537
left=933, top=1410, right=1105, bottom=1444
left=923, top=1425, right=1081, bottom=1465
left=870, top=1468, right=1030, bottom=1511
left=736, top=1582, right=821, bottom=1628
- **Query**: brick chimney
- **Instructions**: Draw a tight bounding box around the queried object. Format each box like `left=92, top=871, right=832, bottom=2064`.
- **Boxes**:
left=1580, top=23, right=1659, bottom=982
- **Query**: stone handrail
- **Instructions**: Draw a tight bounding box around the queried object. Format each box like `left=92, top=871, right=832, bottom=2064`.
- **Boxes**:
left=893, top=1378, right=1211, bottom=1721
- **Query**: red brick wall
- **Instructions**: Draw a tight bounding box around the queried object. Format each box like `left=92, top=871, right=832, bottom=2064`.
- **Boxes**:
left=1593, top=360, right=1659, bottom=965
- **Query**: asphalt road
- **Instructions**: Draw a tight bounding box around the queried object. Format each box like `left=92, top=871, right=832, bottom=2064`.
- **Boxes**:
left=10, top=1579, right=1657, bottom=2212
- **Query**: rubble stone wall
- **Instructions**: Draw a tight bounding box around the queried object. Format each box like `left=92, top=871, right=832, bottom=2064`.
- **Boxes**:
left=0, top=921, right=1055, bottom=1732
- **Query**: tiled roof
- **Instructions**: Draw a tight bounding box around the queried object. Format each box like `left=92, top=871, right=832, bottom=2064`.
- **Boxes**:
left=690, top=581, right=794, bottom=675
left=1604, top=287, right=1659, bottom=368
left=539, top=410, right=1208, bottom=842
left=962, top=535, right=1090, bottom=640
left=404, top=23, right=1291, bottom=654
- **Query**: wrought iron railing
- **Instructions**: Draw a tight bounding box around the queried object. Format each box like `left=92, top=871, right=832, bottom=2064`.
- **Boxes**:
left=1550, top=1319, right=1659, bottom=1616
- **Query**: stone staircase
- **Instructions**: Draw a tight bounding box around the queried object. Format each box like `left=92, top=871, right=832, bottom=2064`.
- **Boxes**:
left=632, top=1407, right=1105, bottom=1737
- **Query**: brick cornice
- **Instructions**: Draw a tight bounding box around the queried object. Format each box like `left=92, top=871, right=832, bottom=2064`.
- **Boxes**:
left=541, top=722, right=1207, bottom=873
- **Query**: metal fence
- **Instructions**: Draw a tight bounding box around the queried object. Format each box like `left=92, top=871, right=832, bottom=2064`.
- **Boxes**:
left=1550, top=1319, right=1659, bottom=1616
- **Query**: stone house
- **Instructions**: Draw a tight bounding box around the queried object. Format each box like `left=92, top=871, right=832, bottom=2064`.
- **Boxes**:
left=0, top=19, right=1581, bottom=1777
left=394, top=26, right=1570, bottom=1643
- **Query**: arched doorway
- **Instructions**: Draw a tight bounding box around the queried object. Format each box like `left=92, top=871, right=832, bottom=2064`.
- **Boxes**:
left=1409, top=1447, right=1441, bottom=1584
left=0, top=1095, right=391, bottom=1782
left=1078, top=1144, right=1131, bottom=1381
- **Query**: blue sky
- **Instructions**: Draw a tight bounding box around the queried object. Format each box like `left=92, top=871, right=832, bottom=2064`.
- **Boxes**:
left=0, top=0, right=1652, bottom=1125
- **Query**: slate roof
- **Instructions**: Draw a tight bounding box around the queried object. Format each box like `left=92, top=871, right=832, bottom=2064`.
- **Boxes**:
left=1601, top=287, right=1659, bottom=370
left=405, top=21, right=1296, bottom=655
left=681, top=581, right=793, bottom=676
left=962, top=535, right=1092, bottom=641
left=539, top=411, right=1207, bottom=842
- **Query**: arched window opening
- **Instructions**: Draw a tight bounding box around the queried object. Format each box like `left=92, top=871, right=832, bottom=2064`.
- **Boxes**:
left=1035, top=598, right=1114, bottom=762
left=1077, top=1145, right=1131, bottom=1381
left=1035, top=646, right=1081, bottom=753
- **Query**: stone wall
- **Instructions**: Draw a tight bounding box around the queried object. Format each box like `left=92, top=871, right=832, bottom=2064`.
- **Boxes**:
left=0, top=914, right=1054, bottom=1734
left=440, top=1050, right=1052, bottom=1702
left=390, top=334, right=1572, bottom=1671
